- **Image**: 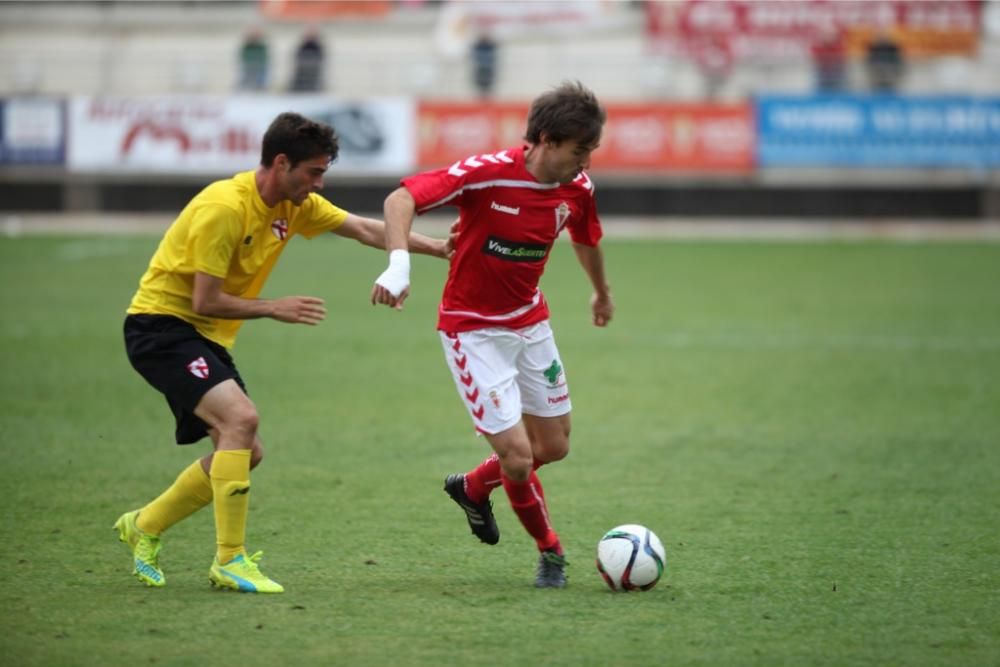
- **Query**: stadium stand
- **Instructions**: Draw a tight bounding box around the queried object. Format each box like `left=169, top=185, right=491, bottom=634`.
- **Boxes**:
left=2, top=2, right=998, bottom=100
left=0, top=1, right=998, bottom=218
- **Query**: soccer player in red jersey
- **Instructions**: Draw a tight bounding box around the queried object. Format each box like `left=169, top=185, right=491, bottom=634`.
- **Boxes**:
left=372, top=82, right=613, bottom=587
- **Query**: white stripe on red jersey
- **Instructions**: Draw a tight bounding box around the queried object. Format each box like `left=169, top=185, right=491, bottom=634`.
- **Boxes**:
left=439, top=289, right=543, bottom=322
left=417, top=179, right=560, bottom=214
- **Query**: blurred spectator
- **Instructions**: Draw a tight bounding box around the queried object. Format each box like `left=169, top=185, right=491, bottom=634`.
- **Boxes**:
left=238, top=28, right=269, bottom=91
left=811, top=28, right=847, bottom=93
left=866, top=33, right=905, bottom=93
left=471, top=33, right=498, bottom=98
left=693, top=34, right=732, bottom=100
left=290, top=29, right=325, bottom=92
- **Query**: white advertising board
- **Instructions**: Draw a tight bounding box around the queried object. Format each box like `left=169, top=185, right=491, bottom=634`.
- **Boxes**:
left=67, top=95, right=414, bottom=175
left=1, top=97, right=65, bottom=165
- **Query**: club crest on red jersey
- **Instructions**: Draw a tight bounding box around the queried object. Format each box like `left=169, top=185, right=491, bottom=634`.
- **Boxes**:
left=555, top=202, right=571, bottom=232
left=187, top=356, right=210, bottom=379
left=271, top=218, right=289, bottom=241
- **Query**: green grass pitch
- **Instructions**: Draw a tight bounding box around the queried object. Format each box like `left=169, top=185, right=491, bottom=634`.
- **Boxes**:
left=1, top=231, right=998, bottom=666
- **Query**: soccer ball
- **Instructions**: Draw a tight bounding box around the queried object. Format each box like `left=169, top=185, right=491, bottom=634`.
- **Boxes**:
left=596, top=524, right=666, bottom=592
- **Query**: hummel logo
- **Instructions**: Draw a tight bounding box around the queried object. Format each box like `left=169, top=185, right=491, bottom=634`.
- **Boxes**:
left=491, top=201, right=520, bottom=215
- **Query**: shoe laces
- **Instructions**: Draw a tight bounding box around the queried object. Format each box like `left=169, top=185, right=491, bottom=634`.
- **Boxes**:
left=543, top=549, right=565, bottom=562
left=228, top=550, right=266, bottom=574
left=539, top=550, right=567, bottom=571
left=536, top=551, right=567, bottom=586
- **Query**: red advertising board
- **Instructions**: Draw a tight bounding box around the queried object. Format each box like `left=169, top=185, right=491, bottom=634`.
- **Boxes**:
left=417, top=101, right=754, bottom=173
left=646, top=0, right=982, bottom=59
left=417, top=102, right=530, bottom=169
left=596, top=103, right=753, bottom=172
left=258, top=0, right=390, bottom=19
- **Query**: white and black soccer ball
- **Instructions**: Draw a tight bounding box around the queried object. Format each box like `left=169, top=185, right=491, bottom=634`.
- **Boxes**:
left=596, top=524, right=666, bottom=592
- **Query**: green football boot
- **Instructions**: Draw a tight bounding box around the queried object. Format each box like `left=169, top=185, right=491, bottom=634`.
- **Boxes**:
left=209, top=551, right=284, bottom=594
left=113, top=510, right=165, bottom=587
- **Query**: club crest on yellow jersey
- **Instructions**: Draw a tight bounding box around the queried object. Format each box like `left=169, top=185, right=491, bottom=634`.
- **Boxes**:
left=271, top=218, right=289, bottom=241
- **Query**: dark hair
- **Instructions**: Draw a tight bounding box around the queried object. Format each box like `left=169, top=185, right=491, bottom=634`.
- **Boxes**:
left=524, top=81, right=606, bottom=147
left=260, top=112, right=339, bottom=167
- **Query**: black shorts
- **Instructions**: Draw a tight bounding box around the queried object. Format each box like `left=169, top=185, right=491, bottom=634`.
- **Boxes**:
left=124, top=314, right=248, bottom=444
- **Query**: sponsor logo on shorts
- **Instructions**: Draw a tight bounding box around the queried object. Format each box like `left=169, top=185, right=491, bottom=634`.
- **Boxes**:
left=271, top=218, right=289, bottom=241
left=547, top=393, right=570, bottom=405
left=482, top=236, right=549, bottom=263
left=187, top=356, right=210, bottom=379
left=543, top=359, right=563, bottom=387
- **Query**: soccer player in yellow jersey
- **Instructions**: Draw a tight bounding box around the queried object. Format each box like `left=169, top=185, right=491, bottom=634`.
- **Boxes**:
left=115, top=112, right=453, bottom=593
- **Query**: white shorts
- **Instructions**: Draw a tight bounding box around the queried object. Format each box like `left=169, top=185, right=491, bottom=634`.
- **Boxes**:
left=439, top=321, right=572, bottom=435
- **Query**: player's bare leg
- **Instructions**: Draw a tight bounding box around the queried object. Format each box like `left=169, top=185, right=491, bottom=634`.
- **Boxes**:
left=522, top=412, right=571, bottom=466
left=455, top=413, right=569, bottom=506
left=198, top=427, right=265, bottom=475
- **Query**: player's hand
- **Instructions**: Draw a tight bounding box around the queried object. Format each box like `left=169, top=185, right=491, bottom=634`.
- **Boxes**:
left=371, top=282, right=409, bottom=310
left=272, top=296, right=326, bottom=325
left=444, top=219, right=461, bottom=260
left=591, top=291, right=614, bottom=327
left=372, top=250, right=411, bottom=311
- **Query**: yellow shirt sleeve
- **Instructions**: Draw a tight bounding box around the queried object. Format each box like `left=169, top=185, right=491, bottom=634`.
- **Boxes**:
left=297, top=194, right=348, bottom=239
left=187, top=204, right=243, bottom=277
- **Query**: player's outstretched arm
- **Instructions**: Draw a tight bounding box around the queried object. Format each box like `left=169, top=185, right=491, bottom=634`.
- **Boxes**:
left=572, top=242, right=614, bottom=327
left=192, top=272, right=326, bottom=325
left=333, top=213, right=453, bottom=259
left=371, top=187, right=417, bottom=311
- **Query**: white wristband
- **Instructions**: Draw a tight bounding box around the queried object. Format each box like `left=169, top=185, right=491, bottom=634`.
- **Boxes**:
left=375, top=249, right=411, bottom=298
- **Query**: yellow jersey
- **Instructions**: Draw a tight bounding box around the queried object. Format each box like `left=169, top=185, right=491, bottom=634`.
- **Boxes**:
left=127, top=170, right=347, bottom=348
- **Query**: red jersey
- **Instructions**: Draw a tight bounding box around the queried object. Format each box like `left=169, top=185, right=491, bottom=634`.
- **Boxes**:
left=402, top=145, right=603, bottom=333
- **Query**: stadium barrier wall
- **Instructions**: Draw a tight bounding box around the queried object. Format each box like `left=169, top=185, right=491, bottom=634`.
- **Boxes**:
left=1, top=94, right=997, bottom=218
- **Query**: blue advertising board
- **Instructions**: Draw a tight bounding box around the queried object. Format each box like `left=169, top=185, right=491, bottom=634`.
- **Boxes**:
left=0, top=97, right=66, bottom=165
left=757, top=95, right=1000, bottom=168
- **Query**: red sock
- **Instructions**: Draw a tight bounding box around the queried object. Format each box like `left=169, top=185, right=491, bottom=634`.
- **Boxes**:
left=463, top=453, right=501, bottom=503
left=526, top=468, right=549, bottom=498
left=501, top=470, right=560, bottom=553
left=465, top=454, right=550, bottom=503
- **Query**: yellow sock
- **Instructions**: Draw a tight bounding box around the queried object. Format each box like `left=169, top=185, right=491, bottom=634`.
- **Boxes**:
left=136, top=459, right=213, bottom=535
left=210, top=449, right=252, bottom=564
